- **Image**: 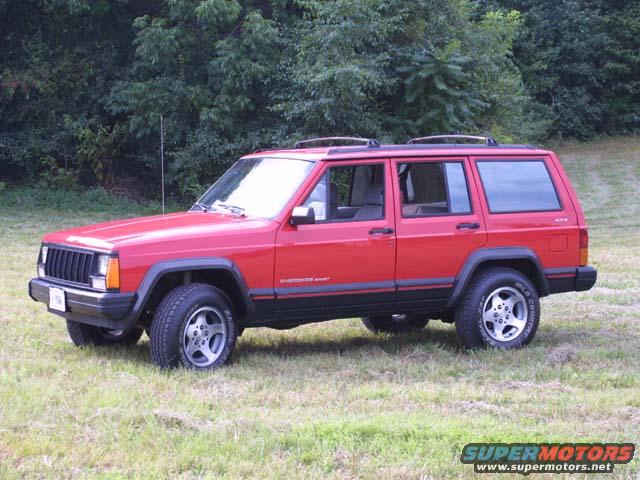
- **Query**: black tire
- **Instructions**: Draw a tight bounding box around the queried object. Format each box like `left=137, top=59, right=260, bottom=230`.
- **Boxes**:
left=66, top=320, right=143, bottom=347
left=361, top=314, right=429, bottom=334
left=454, top=267, right=540, bottom=350
left=150, top=283, right=238, bottom=370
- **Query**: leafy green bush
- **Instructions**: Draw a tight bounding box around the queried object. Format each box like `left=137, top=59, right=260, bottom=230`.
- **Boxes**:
left=37, top=156, right=80, bottom=191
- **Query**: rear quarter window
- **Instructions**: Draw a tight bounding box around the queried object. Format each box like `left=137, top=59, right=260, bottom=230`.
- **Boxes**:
left=477, top=160, right=561, bottom=213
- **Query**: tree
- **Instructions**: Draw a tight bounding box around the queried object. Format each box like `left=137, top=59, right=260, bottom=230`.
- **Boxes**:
left=108, top=0, right=287, bottom=197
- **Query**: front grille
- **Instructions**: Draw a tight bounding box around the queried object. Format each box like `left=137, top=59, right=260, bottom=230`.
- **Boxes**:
left=45, top=247, right=94, bottom=285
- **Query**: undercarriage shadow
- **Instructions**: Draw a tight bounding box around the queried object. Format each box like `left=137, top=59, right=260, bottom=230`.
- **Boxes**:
left=234, top=321, right=462, bottom=359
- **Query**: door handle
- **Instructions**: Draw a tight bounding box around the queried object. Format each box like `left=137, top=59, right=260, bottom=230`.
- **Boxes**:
left=369, top=227, right=394, bottom=235
left=456, top=222, right=480, bottom=230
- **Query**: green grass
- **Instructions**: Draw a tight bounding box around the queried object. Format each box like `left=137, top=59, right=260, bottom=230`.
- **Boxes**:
left=1, top=137, right=639, bottom=478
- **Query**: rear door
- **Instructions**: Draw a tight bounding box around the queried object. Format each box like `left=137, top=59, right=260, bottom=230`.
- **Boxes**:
left=469, top=155, right=579, bottom=272
left=274, top=159, right=397, bottom=319
left=392, top=156, right=487, bottom=309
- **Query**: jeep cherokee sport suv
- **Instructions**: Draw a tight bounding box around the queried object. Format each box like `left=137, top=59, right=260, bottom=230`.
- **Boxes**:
left=29, top=135, right=597, bottom=369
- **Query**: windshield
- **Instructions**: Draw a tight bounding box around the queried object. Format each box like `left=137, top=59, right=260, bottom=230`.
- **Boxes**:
left=195, top=157, right=315, bottom=218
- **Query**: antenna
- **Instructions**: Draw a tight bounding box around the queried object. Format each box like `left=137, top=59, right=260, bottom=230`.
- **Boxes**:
left=160, top=114, right=165, bottom=215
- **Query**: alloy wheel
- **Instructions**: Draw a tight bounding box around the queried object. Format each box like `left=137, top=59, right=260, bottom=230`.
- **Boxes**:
left=481, top=287, right=528, bottom=342
left=182, top=306, right=228, bottom=367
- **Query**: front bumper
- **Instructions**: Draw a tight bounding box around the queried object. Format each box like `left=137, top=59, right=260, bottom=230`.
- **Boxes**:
left=29, top=278, right=136, bottom=329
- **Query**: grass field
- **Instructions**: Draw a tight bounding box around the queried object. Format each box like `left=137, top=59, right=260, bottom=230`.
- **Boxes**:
left=0, top=137, right=639, bottom=479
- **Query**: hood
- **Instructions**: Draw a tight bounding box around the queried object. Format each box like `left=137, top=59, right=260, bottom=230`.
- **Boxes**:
left=43, top=211, right=274, bottom=251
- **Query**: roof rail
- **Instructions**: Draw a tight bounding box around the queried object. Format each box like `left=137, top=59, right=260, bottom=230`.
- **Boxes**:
left=294, top=136, right=380, bottom=149
left=407, top=135, right=498, bottom=147
left=253, top=147, right=278, bottom=154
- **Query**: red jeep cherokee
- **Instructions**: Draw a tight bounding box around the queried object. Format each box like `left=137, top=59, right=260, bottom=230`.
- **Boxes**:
left=29, top=135, right=597, bottom=369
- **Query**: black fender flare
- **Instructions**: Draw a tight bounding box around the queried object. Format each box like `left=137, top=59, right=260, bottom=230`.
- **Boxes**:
left=124, top=257, right=256, bottom=324
left=446, top=247, right=549, bottom=309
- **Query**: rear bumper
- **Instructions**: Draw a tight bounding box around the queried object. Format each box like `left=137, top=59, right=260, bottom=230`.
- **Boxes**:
left=575, top=266, right=597, bottom=291
left=29, top=278, right=136, bottom=329
left=547, top=266, right=597, bottom=294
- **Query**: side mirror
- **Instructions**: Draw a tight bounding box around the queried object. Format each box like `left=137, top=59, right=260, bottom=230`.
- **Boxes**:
left=290, top=206, right=315, bottom=226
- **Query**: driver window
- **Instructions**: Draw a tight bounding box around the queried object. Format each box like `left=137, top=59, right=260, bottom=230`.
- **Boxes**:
left=303, top=163, right=385, bottom=222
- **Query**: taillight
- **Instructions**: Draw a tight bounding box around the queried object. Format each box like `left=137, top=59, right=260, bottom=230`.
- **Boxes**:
left=579, top=228, right=589, bottom=266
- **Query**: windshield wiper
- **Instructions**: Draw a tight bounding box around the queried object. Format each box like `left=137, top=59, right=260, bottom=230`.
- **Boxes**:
left=216, top=203, right=246, bottom=217
left=191, top=202, right=213, bottom=212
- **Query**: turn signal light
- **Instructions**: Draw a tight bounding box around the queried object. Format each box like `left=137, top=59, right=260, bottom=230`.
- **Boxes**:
left=579, top=228, right=589, bottom=266
left=106, top=257, right=120, bottom=290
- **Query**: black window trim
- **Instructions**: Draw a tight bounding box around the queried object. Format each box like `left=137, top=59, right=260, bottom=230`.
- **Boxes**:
left=475, top=157, right=563, bottom=215
left=397, top=159, right=474, bottom=219
left=301, top=161, right=387, bottom=224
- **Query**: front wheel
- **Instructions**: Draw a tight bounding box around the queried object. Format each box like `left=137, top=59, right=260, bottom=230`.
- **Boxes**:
left=150, top=283, right=238, bottom=370
left=361, top=314, right=429, bottom=334
left=454, top=267, right=540, bottom=349
left=66, top=321, right=143, bottom=347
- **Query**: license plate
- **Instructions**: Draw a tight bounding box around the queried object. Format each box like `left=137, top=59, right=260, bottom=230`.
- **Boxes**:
left=49, top=287, right=66, bottom=312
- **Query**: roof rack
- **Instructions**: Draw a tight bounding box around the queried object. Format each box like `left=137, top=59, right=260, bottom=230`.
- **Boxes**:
left=294, top=136, right=380, bottom=149
left=407, top=135, right=499, bottom=147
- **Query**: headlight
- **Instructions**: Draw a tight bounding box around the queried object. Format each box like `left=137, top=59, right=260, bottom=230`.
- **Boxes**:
left=41, top=245, right=48, bottom=264
left=97, top=254, right=110, bottom=276
left=92, top=254, right=120, bottom=290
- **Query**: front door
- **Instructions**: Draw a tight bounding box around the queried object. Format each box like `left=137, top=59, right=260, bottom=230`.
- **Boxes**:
left=274, top=159, right=396, bottom=320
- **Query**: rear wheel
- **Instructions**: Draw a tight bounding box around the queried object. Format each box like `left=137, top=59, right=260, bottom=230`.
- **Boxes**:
left=361, top=314, right=429, bottom=334
left=66, top=320, right=143, bottom=347
left=454, top=267, right=540, bottom=349
left=150, top=283, right=238, bottom=370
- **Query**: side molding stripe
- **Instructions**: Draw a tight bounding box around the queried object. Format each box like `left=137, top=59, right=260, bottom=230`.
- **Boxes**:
left=544, top=267, right=578, bottom=278
left=396, top=277, right=455, bottom=288
left=265, top=277, right=455, bottom=299
left=276, top=280, right=396, bottom=297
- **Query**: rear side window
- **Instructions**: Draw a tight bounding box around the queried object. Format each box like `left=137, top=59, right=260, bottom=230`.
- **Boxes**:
left=477, top=160, right=560, bottom=213
left=397, top=161, right=471, bottom=217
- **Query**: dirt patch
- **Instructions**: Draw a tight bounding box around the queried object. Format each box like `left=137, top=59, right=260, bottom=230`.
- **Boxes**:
left=497, top=380, right=574, bottom=392
left=453, top=400, right=512, bottom=418
left=545, top=344, right=577, bottom=366
left=152, top=409, right=213, bottom=431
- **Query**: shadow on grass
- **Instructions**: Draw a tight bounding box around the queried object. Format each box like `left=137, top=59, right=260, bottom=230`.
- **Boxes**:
left=233, top=321, right=602, bottom=361
left=235, top=322, right=462, bottom=359
left=72, top=323, right=462, bottom=367
left=68, top=320, right=596, bottom=368
left=77, top=341, right=151, bottom=365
